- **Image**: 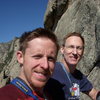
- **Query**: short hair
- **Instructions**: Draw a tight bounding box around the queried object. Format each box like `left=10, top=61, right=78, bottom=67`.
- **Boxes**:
left=19, top=27, right=59, bottom=54
left=62, top=32, right=85, bottom=46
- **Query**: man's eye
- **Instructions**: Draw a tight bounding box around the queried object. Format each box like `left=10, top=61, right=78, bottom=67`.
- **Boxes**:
left=77, top=46, right=83, bottom=50
left=68, top=45, right=74, bottom=49
left=48, top=57, right=55, bottom=62
left=65, top=45, right=73, bottom=49
left=32, top=55, right=42, bottom=59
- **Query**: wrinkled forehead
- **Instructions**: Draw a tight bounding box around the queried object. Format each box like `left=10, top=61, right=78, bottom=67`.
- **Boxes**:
left=65, top=36, right=84, bottom=46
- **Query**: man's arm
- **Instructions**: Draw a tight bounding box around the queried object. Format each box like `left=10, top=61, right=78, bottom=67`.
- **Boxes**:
left=85, top=88, right=99, bottom=100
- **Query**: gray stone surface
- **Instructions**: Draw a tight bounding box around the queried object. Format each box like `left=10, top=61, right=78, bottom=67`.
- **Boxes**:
left=0, top=38, right=20, bottom=88
left=44, top=0, right=100, bottom=99
left=0, top=0, right=100, bottom=99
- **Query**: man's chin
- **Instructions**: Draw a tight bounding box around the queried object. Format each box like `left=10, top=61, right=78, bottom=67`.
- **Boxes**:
left=32, top=80, right=47, bottom=89
left=69, top=62, right=77, bottom=66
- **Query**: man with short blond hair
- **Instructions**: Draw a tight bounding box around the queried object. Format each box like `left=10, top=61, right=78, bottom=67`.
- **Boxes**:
left=0, top=28, right=59, bottom=100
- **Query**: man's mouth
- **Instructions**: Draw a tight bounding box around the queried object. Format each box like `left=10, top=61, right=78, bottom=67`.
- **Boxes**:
left=36, top=71, right=47, bottom=76
left=33, top=71, right=48, bottom=81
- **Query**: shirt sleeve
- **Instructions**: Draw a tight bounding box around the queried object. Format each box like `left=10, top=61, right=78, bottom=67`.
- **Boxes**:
left=79, top=73, right=93, bottom=92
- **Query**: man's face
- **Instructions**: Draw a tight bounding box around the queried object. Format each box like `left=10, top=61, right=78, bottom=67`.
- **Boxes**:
left=61, top=36, right=84, bottom=66
left=17, top=37, right=57, bottom=89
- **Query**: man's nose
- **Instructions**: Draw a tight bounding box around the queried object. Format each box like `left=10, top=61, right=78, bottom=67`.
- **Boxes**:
left=41, top=58, right=49, bottom=69
left=72, top=48, right=78, bottom=59
left=72, top=47, right=78, bottom=54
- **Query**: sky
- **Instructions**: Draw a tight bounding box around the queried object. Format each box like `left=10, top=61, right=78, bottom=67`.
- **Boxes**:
left=0, top=0, right=48, bottom=43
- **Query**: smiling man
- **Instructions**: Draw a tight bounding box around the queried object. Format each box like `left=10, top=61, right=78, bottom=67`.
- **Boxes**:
left=45, top=32, right=99, bottom=100
left=0, top=28, right=59, bottom=100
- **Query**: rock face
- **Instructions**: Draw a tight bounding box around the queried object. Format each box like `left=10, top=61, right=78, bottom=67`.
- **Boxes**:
left=0, top=0, right=100, bottom=99
left=44, top=0, right=100, bottom=99
left=0, top=38, right=20, bottom=87
left=0, top=42, right=11, bottom=64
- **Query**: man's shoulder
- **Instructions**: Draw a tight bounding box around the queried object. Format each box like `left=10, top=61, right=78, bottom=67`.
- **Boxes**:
left=54, top=62, right=63, bottom=71
left=0, top=84, right=16, bottom=99
left=0, top=84, right=27, bottom=100
left=0, top=84, right=16, bottom=92
left=72, top=69, right=84, bottom=80
left=53, top=62, right=64, bottom=76
left=55, top=62, right=62, bottom=67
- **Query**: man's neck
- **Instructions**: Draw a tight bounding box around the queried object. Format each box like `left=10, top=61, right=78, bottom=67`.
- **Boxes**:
left=32, top=89, right=45, bottom=99
left=61, top=59, right=76, bottom=73
left=18, top=76, right=45, bottom=99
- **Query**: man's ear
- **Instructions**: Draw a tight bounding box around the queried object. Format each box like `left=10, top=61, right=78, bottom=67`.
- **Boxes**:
left=16, top=51, right=24, bottom=64
left=60, top=46, right=64, bottom=54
